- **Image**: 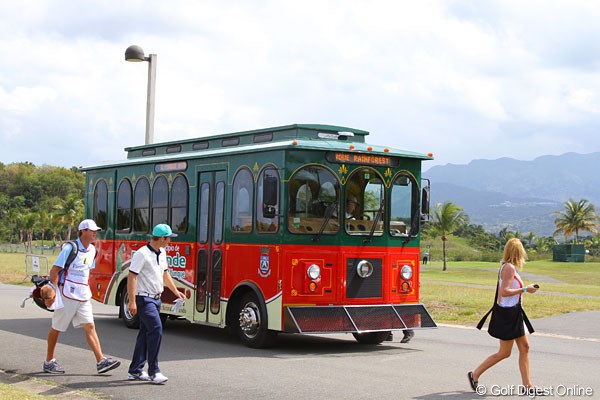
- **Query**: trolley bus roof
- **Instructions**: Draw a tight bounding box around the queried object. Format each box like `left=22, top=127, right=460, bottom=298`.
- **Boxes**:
left=81, top=124, right=433, bottom=171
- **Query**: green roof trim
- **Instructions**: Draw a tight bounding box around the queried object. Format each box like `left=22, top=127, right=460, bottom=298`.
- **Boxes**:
left=81, top=123, right=432, bottom=171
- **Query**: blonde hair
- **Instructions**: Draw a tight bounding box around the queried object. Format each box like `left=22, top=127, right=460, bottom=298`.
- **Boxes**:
left=502, top=238, right=527, bottom=269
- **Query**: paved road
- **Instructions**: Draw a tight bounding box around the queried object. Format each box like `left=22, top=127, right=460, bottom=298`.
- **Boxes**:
left=1, top=283, right=598, bottom=399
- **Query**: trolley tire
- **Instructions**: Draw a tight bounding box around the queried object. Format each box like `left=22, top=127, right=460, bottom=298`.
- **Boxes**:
left=236, top=291, right=276, bottom=348
left=120, top=288, right=140, bottom=329
left=352, top=331, right=390, bottom=345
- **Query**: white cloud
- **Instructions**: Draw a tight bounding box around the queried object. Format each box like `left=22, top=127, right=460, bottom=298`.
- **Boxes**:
left=0, top=86, right=57, bottom=113
left=1, top=0, right=600, bottom=168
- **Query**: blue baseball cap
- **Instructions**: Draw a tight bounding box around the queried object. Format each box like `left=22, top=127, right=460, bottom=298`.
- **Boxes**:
left=152, top=224, right=178, bottom=238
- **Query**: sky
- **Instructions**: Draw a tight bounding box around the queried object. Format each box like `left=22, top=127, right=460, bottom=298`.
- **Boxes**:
left=2, top=0, right=600, bottom=171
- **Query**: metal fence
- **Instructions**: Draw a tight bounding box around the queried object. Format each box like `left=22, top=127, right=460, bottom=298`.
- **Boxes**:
left=24, top=254, right=49, bottom=278
left=0, top=243, right=60, bottom=254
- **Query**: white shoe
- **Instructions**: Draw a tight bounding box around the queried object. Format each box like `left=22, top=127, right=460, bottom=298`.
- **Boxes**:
left=128, top=371, right=150, bottom=381
left=151, top=372, right=168, bottom=384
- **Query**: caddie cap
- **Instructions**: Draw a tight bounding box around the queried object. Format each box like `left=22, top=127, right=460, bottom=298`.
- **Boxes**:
left=152, top=224, right=178, bottom=238
left=78, top=219, right=102, bottom=231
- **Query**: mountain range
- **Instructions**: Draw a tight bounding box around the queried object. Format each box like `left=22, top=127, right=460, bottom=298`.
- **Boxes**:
left=423, top=152, right=600, bottom=237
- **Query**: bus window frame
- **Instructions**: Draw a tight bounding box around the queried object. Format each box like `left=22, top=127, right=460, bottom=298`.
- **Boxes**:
left=231, top=167, right=254, bottom=234
left=257, top=166, right=280, bottom=233
left=133, top=177, right=150, bottom=233
left=170, top=173, right=189, bottom=234
left=344, top=167, right=385, bottom=237
left=152, top=175, right=169, bottom=227
left=287, top=164, right=340, bottom=236
left=390, top=171, right=421, bottom=238
left=93, top=179, right=108, bottom=232
left=116, top=178, right=133, bottom=233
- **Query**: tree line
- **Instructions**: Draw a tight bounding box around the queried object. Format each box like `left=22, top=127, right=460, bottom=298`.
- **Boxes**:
left=0, top=162, right=85, bottom=251
left=2, top=161, right=599, bottom=264
left=426, top=200, right=600, bottom=270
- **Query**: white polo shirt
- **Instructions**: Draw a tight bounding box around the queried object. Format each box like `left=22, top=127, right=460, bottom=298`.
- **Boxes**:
left=129, top=243, right=168, bottom=296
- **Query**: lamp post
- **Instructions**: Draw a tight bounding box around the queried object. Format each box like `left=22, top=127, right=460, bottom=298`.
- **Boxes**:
left=125, top=45, right=157, bottom=145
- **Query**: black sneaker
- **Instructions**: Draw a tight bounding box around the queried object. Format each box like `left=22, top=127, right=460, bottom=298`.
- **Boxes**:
left=43, top=359, right=65, bottom=374
left=400, top=330, right=415, bottom=343
left=97, top=357, right=121, bottom=374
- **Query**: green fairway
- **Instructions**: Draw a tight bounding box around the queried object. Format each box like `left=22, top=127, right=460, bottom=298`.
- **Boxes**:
left=0, top=252, right=59, bottom=285
left=421, top=260, right=600, bottom=324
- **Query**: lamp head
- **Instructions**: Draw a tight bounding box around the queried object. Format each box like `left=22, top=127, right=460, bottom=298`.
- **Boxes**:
left=125, top=45, right=146, bottom=62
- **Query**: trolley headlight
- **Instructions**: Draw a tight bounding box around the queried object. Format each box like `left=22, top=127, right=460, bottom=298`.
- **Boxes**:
left=356, top=260, right=373, bottom=278
left=401, top=265, right=413, bottom=280
left=307, top=264, right=321, bottom=280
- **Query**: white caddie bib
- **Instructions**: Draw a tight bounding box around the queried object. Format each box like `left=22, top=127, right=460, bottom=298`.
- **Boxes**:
left=61, top=247, right=95, bottom=301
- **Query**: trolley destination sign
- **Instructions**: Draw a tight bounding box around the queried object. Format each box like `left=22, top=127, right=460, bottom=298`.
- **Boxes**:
left=326, top=152, right=399, bottom=167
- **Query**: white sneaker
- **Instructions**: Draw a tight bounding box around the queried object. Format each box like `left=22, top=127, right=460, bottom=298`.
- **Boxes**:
left=151, top=372, right=168, bottom=384
left=128, top=371, right=151, bottom=381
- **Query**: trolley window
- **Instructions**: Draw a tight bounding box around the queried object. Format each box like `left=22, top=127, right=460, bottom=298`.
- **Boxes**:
left=198, top=182, right=209, bottom=244
left=152, top=176, right=169, bottom=226
left=232, top=168, right=254, bottom=233
left=134, top=178, right=150, bottom=233
left=257, top=167, right=279, bottom=233
left=171, top=174, right=188, bottom=233
left=345, top=167, right=384, bottom=236
left=93, top=180, right=108, bottom=230
left=390, top=173, right=419, bottom=237
left=214, top=181, right=225, bottom=243
left=288, top=165, right=339, bottom=235
left=117, top=179, right=133, bottom=233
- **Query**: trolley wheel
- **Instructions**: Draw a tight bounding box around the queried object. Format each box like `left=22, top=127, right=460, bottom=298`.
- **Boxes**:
left=120, top=289, right=140, bottom=329
left=352, top=331, right=390, bottom=345
left=236, top=292, right=275, bottom=348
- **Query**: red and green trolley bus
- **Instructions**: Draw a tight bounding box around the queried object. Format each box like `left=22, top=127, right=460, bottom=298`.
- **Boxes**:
left=82, top=124, right=436, bottom=347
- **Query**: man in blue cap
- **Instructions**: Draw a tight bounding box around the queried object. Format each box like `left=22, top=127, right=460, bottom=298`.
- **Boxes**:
left=126, top=224, right=185, bottom=384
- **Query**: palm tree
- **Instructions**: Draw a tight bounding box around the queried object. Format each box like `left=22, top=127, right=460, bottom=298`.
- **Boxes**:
left=38, top=209, right=54, bottom=254
left=22, top=212, right=38, bottom=253
left=6, top=207, right=22, bottom=252
left=497, top=228, right=515, bottom=245
left=54, top=194, right=84, bottom=240
left=431, top=202, right=468, bottom=271
left=553, top=199, right=599, bottom=244
left=525, top=232, right=537, bottom=248
left=534, top=236, right=555, bottom=254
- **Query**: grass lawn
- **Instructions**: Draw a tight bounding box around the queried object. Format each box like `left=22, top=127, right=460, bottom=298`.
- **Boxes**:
left=0, top=384, right=45, bottom=400
left=421, top=260, right=600, bottom=325
left=0, top=252, right=58, bottom=285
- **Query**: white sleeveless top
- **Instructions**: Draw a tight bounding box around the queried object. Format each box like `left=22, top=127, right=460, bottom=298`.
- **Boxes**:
left=498, top=263, right=524, bottom=307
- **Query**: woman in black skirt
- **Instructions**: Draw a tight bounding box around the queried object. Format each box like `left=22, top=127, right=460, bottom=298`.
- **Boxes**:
left=468, top=238, right=540, bottom=393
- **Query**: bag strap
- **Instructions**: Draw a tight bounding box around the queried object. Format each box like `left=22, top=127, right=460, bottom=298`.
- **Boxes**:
left=521, top=306, right=535, bottom=334
left=58, top=240, right=79, bottom=283
left=477, top=277, right=500, bottom=330
left=64, top=240, right=79, bottom=273
left=476, top=266, right=502, bottom=330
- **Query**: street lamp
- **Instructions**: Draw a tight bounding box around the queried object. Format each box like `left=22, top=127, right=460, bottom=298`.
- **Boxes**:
left=125, top=45, right=157, bottom=145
